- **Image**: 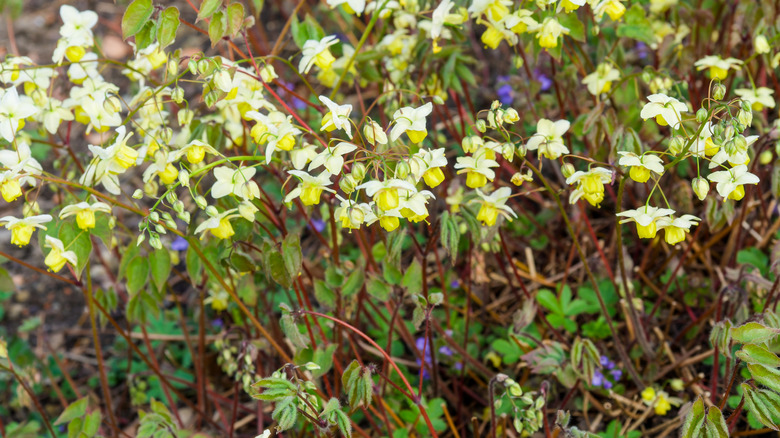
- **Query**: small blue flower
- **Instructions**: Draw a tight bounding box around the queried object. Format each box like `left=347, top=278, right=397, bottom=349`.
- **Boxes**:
left=171, top=236, right=188, bottom=251
left=309, top=218, right=326, bottom=233
left=534, top=69, right=552, bottom=91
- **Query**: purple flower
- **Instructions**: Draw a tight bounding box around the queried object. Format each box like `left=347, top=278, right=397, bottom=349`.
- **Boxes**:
left=600, top=355, right=615, bottom=369
left=211, top=318, right=224, bottom=328
left=439, top=345, right=454, bottom=356
left=450, top=279, right=460, bottom=289
left=497, top=84, right=514, bottom=105
left=309, top=218, right=326, bottom=233
left=610, top=369, right=623, bottom=381
left=635, top=42, right=649, bottom=60
left=171, top=236, right=188, bottom=251
left=534, top=69, right=552, bottom=91
left=591, top=369, right=604, bottom=387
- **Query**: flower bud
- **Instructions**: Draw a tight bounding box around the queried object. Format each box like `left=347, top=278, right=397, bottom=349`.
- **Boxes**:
left=724, top=139, right=738, bottom=155
left=432, top=95, right=445, bottom=105
left=695, top=108, right=708, bottom=123
left=23, top=201, right=40, bottom=216
left=475, top=119, right=487, bottom=133
left=713, top=83, right=726, bottom=100
left=723, top=125, right=735, bottom=141
left=712, top=123, right=724, bottom=138
left=561, top=162, right=575, bottom=178
left=487, top=111, right=497, bottom=129
left=490, top=100, right=501, bottom=111
left=692, top=177, right=709, bottom=201
left=755, top=35, right=770, bottom=55
left=741, top=100, right=753, bottom=112
left=167, top=59, right=179, bottom=77
left=351, top=162, right=367, bottom=181
left=149, top=233, right=163, bottom=250
left=197, top=59, right=210, bottom=76
left=760, top=150, right=773, bottom=165
left=363, top=120, right=387, bottom=145
left=188, top=57, right=199, bottom=75
left=734, top=135, right=747, bottom=152
left=670, top=378, right=685, bottom=392
left=349, top=207, right=364, bottom=226
left=194, top=195, right=208, bottom=210
left=339, top=174, right=357, bottom=194
left=178, top=108, right=194, bottom=126
left=260, top=64, right=277, bottom=82
left=502, top=143, right=515, bottom=161
left=178, top=169, right=190, bottom=187
left=511, top=172, right=525, bottom=186
left=504, top=108, right=519, bottom=124
left=149, top=211, right=160, bottom=222
left=171, top=86, right=184, bottom=104
left=737, top=109, right=752, bottom=127
left=461, top=136, right=474, bottom=154
left=395, top=161, right=411, bottom=179
left=132, top=189, right=144, bottom=199
left=238, top=201, right=258, bottom=222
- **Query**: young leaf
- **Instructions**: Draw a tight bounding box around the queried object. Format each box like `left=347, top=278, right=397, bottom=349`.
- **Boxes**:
left=126, top=256, right=150, bottom=294
left=732, top=322, right=780, bottom=345
left=366, top=275, right=391, bottom=300
left=122, top=0, right=154, bottom=39
left=680, top=396, right=705, bottom=438
left=198, top=0, right=222, bottom=21
left=209, top=10, right=226, bottom=47
left=341, top=268, right=364, bottom=297
left=282, top=233, right=302, bottom=281
left=55, top=397, right=88, bottom=425
left=149, top=249, right=171, bottom=291
left=226, top=2, right=244, bottom=37
left=157, top=7, right=180, bottom=49
left=402, top=259, right=422, bottom=296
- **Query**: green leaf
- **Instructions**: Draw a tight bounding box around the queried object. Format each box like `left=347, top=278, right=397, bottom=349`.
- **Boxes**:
left=58, top=222, right=91, bottom=277
left=440, top=211, right=459, bottom=262
left=0, top=267, right=15, bottom=293
left=267, top=250, right=291, bottom=289
left=209, top=11, right=226, bottom=47
left=558, top=13, right=585, bottom=42
left=157, top=7, right=180, bottom=49
left=737, top=247, right=769, bottom=276
left=732, top=322, right=780, bottom=345
left=126, top=256, right=150, bottom=295
left=314, top=280, right=336, bottom=308
left=122, top=0, right=154, bottom=39
left=742, top=384, right=780, bottom=431
left=55, top=397, right=88, bottom=425
left=290, top=14, right=325, bottom=50
left=335, top=408, right=352, bottom=438
left=149, top=250, right=171, bottom=291
left=748, top=363, right=780, bottom=393
left=342, top=268, right=364, bottom=297
left=681, top=396, right=706, bottom=438
left=402, top=259, right=423, bottom=296
left=134, top=19, right=157, bottom=51
left=197, top=0, right=222, bottom=21
left=704, top=406, right=729, bottom=438
left=536, top=289, right=563, bottom=314
left=83, top=411, right=101, bottom=437
left=737, top=344, right=780, bottom=368
left=616, top=5, right=655, bottom=44
left=366, top=275, right=391, bottom=300
left=282, top=233, right=302, bottom=281
left=186, top=244, right=203, bottom=284
left=226, top=2, right=244, bottom=37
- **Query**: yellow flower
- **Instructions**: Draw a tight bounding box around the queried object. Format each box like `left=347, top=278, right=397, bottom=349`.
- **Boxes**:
left=641, top=387, right=656, bottom=403
left=616, top=206, right=675, bottom=239
left=357, top=179, right=416, bottom=211
left=285, top=170, right=335, bottom=207
left=536, top=17, right=569, bottom=49
left=379, top=215, right=400, bottom=232
left=44, top=235, right=78, bottom=273
left=657, top=215, right=700, bottom=245
left=566, top=168, right=613, bottom=207
left=694, top=55, right=742, bottom=81
left=0, top=178, right=21, bottom=202
left=0, top=214, right=52, bottom=247
left=158, top=163, right=179, bottom=185
left=195, top=208, right=240, bottom=240
left=60, top=201, right=112, bottom=230
left=472, top=187, right=517, bottom=226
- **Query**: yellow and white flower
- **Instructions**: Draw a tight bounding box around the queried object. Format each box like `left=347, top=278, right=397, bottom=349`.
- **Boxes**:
left=593, top=0, right=626, bottom=21
left=290, top=142, right=319, bottom=170
left=709, top=135, right=757, bottom=169
left=454, top=150, right=499, bottom=188
left=59, top=201, right=112, bottom=230
left=0, top=214, right=52, bottom=247
left=533, top=17, right=570, bottom=49
left=173, top=140, right=219, bottom=165
left=80, top=126, right=137, bottom=195
left=319, top=96, right=353, bottom=139
left=335, top=196, right=369, bottom=230
left=616, top=206, right=675, bottom=239
left=734, top=87, right=776, bottom=111
left=618, top=152, right=664, bottom=183
left=194, top=207, right=241, bottom=240
left=245, top=111, right=302, bottom=164
left=390, top=102, right=433, bottom=144
left=308, top=142, right=357, bottom=174
left=399, top=189, right=436, bottom=222
left=299, top=35, right=339, bottom=74
left=582, top=63, right=620, bottom=96
left=357, top=178, right=417, bottom=211
left=211, top=166, right=260, bottom=201
left=566, top=167, right=613, bottom=207
left=326, top=0, right=366, bottom=15
left=44, top=235, right=78, bottom=273
left=472, top=187, right=517, bottom=226
left=0, top=87, right=38, bottom=143
left=656, top=215, right=700, bottom=245
left=640, top=94, right=688, bottom=129
left=525, top=118, right=570, bottom=160
left=285, top=170, right=335, bottom=206
left=707, top=164, right=759, bottom=201
left=415, top=148, right=448, bottom=188
left=694, top=55, right=742, bottom=81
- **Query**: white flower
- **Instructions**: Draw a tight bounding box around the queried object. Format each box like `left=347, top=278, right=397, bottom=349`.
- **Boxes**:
left=694, top=55, right=742, bottom=80
left=431, top=0, right=455, bottom=41
left=707, top=164, right=759, bottom=201
left=582, top=63, right=620, bottom=96
left=618, top=151, right=665, bottom=182
left=299, top=35, right=339, bottom=74
left=616, top=205, right=675, bottom=239
left=244, top=111, right=302, bottom=164
left=59, top=5, right=98, bottom=45
left=284, top=170, right=335, bottom=206
left=0, top=214, right=52, bottom=246
left=326, top=0, right=366, bottom=15
left=290, top=143, right=319, bottom=170
left=471, top=187, right=517, bottom=226
left=734, top=87, right=776, bottom=111
left=525, top=118, right=570, bottom=159
left=566, top=167, right=612, bottom=206
left=0, top=87, right=38, bottom=143
left=390, top=102, right=433, bottom=144
left=709, top=135, right=757, bottom=169
left=454, top=150, right=499, bottom=188
left=0, top=141, right=42, bottom=187
left=640, top=94, right=688, bottom=129
left=194, top=207, right=241, bottom=240
left=308, top=142, right=357, bottom=174
left=318, top=96, right=353, bottom=139
left=211, top=166, right=260, bottom=201
left=80, top=126, right=137, bottom=195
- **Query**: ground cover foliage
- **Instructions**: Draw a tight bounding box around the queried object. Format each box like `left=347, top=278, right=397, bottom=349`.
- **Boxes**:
left=1, top=0, right=780, bottom=437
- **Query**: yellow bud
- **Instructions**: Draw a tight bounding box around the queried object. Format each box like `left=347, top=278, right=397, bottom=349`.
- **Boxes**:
left=187, top=145, right=206, bottom=164
left=159, top=163, right=179, bottom=185
left=636, top=221, right=657, bottom=239
left=45, top=247, right=68, bottom=272
left=423, top=167, right=445, bottom=188
left=466, top=171, right=487, bottom=188
left=300, top=186, right=323, bottom=206
left=375, top=188, right=399, bottom=211
left=629, top=166, right=651, bottom=183
left=379, top=216, right=400, bottom=231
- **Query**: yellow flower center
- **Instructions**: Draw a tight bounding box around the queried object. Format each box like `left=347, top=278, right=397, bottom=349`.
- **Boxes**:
left=477, top=204, right=499, bottom=226
left=187, top=145, right=206, bottom=164
left=406, top=129, right=427, bottom=144
left=76, top=209, right=97, bottom=230
left=481, top=26, right=504, bottom=50
left=45, top=247, right=68, bottom=272
left=604, top=1, right=626, bottom=20
left=629, top=166, right=651, bottom=183
left=158, top=163, right=179, bottom=185
left=636, top=221, right=657, bottom=239
left=211, top=218, right=235, bottom=239
left=251, top=122, right=268, bottom=143
left=641, top=387, right=656, bottom=403
left=752, top=102, right=764, bottom=111
left=10, top=224, right=34, bottom=246
left=65, top=46, right=86, bottom=62
left=321, top=112, right=336, bottom=132
left=379, top=216, right=400, bottom=232
left=375, top=188, right=399, bottom=211
left=704, top=138, right=719, bottom=156
left=314, top=50, right=336, bottom=71
left=728, top=185, right=745, bottom=201
left=664, top=226, right=686, bottom=245
left=1, top=179, right=22, bottom=202
left=539, top=33, right=558, bottom=49
left=116, top=145, right=138, bottom=170
left=276, top=134, right=295, bottom=151
left=300, top=186, right=324, bottom=206
left=74, top=107, right=91, bottom=125
left=654, top=114, right=668, bottom=126
left=709, top=66, right=728, bottom=81
left=600, top=81, right=612, bottom=94
left=654, top=395, right=672, bottom=415
left=486, top=2, right=510, bottom=21
left=423, top=167, right=446, bottom=188
left=466, top=171, right=487, bottom=188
